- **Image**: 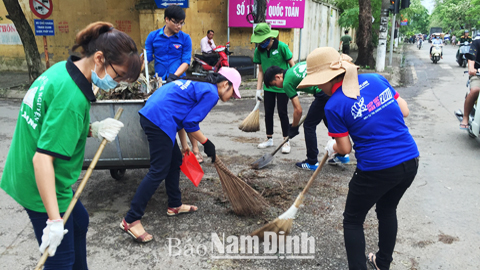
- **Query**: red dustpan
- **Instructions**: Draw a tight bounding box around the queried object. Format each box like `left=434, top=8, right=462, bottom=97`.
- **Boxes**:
left=180, top=151, right=204, bottom=187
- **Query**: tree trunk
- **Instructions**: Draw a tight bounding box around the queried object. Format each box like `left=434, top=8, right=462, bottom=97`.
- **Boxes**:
left=355, top=0, right=376, bottom=67
left=255, top=0, right=266, bottom=23
left=3, top=0, right=43, bottom=82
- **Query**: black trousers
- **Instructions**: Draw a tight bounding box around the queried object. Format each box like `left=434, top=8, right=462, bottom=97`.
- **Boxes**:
left=125, top=115, right=183, bottom=223
left=264, top=90, right=289, bottom=137
left=342, top=45, right=350, bottom=54
left=343, top=157, right=419, bottom=270
left=304, top=91, right=329, bottom=164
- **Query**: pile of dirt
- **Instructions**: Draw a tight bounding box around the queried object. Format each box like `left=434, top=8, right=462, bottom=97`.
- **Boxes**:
left=95, top=73, right=160, bottom=100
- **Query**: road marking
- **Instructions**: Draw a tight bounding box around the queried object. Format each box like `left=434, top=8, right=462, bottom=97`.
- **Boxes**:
left=439, top=64, right=452, bottom=70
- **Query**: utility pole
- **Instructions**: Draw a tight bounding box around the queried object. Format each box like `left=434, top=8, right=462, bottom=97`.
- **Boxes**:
left=376, top=0, right=390, bottom=72
left=389, top=13, right=396, bottom=66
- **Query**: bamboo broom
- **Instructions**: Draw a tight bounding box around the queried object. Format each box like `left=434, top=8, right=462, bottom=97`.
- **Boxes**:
left=34, top=108, right=124, bottom=270
left=214, top=155, right=269, bottom=216
left=238, top=100, right=261, bottom=132
left=250, top=152, right=329, bottom=240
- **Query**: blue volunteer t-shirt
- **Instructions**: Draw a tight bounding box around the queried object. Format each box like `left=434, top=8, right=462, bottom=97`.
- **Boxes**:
left=139, top=80, right=219, bottom=145
left=145, top=26, right=192, bottom=80
left=325, top=73, right=419, bottom=171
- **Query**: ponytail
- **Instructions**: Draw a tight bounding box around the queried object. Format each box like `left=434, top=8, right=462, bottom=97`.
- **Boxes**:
left=72, top=21, right=142, bottom=82
left=183, top=73, right=233, bottom=86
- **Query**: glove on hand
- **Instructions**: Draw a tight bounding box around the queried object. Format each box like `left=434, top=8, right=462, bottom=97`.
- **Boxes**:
left=166, top=74, right=180, bottom=83
left=256, top=90, right=263, bottom=102
left=91, top=118, right=124, bottom=142
left=325, top=139, right=336, bottom=156
left=288, top=124, right=300, bottom=139
left=39, top=219, right=68, bottom=257
left=202, top=139, right=216, bottom=163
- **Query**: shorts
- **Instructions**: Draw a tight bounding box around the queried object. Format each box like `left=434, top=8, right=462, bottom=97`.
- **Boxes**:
left=470, top=75, right=480, bottom=88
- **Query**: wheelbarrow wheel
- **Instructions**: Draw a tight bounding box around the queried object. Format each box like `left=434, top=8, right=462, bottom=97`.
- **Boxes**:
left=110, top=169, right=126, bottom=180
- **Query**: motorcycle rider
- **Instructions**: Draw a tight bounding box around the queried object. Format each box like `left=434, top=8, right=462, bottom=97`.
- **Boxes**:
left=430, top=35, right=443, bottom=59
left=457, top=30, right=473, bottom=60
left=200, top=30, right=218, bottom=66
left=460, top=38, right=480, bottom=130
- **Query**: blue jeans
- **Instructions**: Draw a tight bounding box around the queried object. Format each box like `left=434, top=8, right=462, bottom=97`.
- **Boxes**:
left=303, top=91, right=330, bottom=165
left=125, top=115, right=182, bottom=223
left=25, top=199, right=89, bottom=270
left=343, top=157, right=419, bottom=270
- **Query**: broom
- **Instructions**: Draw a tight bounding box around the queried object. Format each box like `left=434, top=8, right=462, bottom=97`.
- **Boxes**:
left=34, top=108, right=123, bottom=270
left=214, top=155, right=269, bottom=216
left=250, top=152, right=329, bottom=240
left=238, top=100, right=261, bottom=132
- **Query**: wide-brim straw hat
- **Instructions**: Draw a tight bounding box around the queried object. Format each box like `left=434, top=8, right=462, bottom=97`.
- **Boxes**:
left=298, top=47, right=360, bottom=99
left=251, top=23, right=279, bottom=43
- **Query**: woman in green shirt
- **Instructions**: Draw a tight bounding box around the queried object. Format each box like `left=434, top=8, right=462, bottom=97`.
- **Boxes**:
left=0, top=22, right=142, bottom=269
left=251, top=23, right=295, bottom=153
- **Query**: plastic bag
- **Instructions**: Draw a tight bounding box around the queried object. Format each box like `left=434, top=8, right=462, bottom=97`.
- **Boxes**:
left=180, top=151, right=204, bottom=187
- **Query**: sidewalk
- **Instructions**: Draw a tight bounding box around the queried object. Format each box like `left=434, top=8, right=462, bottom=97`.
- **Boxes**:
left=0, top=46, right=404, bottom=100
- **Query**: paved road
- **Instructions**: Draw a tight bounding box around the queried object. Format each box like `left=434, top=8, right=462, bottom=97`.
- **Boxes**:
left=0, top=44, right=479, bottom=269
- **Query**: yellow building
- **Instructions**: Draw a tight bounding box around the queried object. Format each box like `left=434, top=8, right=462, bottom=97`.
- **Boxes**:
left=0, top=0, right=341, bottom=72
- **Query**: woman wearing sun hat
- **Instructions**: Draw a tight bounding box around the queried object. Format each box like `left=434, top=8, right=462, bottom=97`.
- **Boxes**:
left=251, top=23, right=295, bottom=153
left=298, top=47, right=419, bottom=270
left=120, top=67, right=242, bottom=243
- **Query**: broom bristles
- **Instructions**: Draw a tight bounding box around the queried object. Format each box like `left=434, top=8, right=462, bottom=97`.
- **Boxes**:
left=239, top=109, right=260, bottom=132
left=239, top=100, right=261, bottom=132
left=214, top=156, right=268, bottom=216
left=250, top=218, right=294, bottom=241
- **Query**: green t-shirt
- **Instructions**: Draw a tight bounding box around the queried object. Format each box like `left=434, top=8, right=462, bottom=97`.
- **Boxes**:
left=283, top=62, right=320, bottom=99
left=0, top=56, right=95, bottom=213
left=253, top=39, right=293, bottom=93
left=341, top=35, right=352, bottom=47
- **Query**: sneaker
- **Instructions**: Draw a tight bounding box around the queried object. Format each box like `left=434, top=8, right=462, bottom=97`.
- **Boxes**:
left=328, top=154, right=350, bottom=166
left=281, top=141, right=291, bottom=154
left=295, top=160, right=319, bottom=171
left=258, top=138, right=274, bottom=149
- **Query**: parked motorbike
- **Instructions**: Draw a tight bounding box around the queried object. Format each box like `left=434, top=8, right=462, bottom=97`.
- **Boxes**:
left=455, top=71, right=480, bottom=138
left=431, top=45, right=442, bottom=64
left=192, top=42, right=232, bottom=76
left=456, top=42, right=471, bottom=67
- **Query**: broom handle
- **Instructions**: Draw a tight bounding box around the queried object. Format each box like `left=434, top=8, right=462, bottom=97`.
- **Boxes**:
left=271, top=115, right=307, bottom=156
left=294, top=152, right=329, bottom=208
left=34, top=108, right=124, bottom=270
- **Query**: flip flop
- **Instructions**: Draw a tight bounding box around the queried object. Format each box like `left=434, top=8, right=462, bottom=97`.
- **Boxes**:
left=460, top=123, right=470, bottom=130
left=120, top=218, right=153, bottom=243
left=367, top=253, right=380, bottom=270
left=167, top=204, right=198, bottom=216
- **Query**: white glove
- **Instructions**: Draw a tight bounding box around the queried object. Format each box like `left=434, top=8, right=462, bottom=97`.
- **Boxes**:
left=39, top=219, right=68, bottom=257
left=91, top=118, right=124, bottom=142
left=325, top=139, right=336, bottom=156
left=256, top=90, right=263, bottom=101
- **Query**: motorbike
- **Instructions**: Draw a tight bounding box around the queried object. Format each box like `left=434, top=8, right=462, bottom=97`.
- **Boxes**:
left=191, top=42, right=232, bottom=76
left=455, top=71, right=480, bottom=138
left=417, top=39, right=423, bottom=50
left=431, top=45, right=442, bottom=64
left=456, top=42, right=471, bottom=67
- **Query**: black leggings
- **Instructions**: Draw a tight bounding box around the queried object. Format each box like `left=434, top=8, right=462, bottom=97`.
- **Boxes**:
left=343, top=157, right=419, bottom=270
left=263, top=90, right=289, bottom=137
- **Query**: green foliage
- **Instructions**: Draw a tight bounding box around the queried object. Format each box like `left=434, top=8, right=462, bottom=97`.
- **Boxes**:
left=398, top=0, right=430, bottom=35
left=334, top=0, right=382, bottom=43
left=430, top=0, right=478, bottom=33
left=338, top=7, right=359, bottom=29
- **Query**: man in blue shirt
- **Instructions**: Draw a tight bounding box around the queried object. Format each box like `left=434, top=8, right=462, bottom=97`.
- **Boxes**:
left=145, top=5, right=192, bottom=81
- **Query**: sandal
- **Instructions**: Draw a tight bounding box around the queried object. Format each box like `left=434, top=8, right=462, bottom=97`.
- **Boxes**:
left=460, top=123, right=470, bottom=130
left=367, top=253, right=380, bottom=270
left=167, top=204, right=198, bottom=216
left=120, top=218, right=153, bottom=243
left=194, top=151, right=204, bottom=164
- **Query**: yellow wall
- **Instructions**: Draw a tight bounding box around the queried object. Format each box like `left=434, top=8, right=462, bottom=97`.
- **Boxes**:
left=1, top=0, right=295, bottom=71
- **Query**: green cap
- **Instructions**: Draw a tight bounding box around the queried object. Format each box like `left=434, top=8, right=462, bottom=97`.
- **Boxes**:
left=251, top=23, right=279, bottom=43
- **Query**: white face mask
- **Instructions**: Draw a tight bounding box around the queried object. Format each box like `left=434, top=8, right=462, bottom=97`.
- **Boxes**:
left=91, top=59, right=119, bottom=91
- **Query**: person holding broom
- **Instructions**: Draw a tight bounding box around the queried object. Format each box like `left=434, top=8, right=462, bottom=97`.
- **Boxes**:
left=120, top=67, right=241, bottom=243
left=252, top=23, right=295, bottom=153
left=0, top=22, right=142, bottom=269
left=263, top=63, right=350, bottom=171
left=298, top=47, right=419, bottom=270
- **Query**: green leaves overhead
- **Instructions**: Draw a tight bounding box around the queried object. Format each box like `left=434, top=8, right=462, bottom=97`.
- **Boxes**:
left=430, top=0, right=479, bottom=32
